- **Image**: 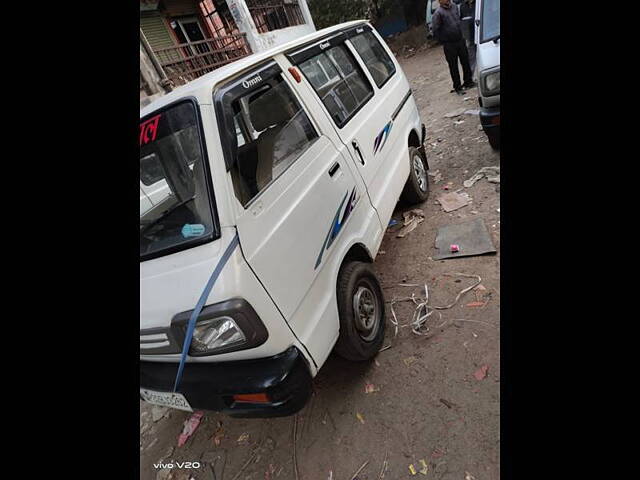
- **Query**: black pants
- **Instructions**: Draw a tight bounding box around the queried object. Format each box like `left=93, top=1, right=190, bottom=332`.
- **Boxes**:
left=443, top=39, right=473, bottom=90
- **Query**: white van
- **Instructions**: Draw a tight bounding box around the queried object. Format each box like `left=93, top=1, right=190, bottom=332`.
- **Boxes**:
left=139, top=20, right=430, bottom=418
left=475, top=0, right=500, bottom=148
left=425, top=0, right=440, bottom=38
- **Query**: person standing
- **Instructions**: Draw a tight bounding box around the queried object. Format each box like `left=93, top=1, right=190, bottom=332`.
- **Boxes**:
left=432, top=0, right=476, bottom=94
left=460, top=0, right=477, bottom=72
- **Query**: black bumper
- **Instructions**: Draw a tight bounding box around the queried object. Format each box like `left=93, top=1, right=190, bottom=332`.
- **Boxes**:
left=479, top=105, right=500, bottom=133
left=140, top=346, right=313, bottom=418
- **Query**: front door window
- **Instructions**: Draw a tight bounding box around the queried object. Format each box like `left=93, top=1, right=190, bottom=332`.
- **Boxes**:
left=227, top=74, right=319, bottom=206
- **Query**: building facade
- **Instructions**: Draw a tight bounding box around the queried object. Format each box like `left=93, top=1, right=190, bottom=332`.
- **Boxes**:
left=140, top=0, right=315, bottom=101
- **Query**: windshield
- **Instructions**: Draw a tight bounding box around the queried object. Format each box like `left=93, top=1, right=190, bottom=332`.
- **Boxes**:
left=140, top=101, right=215, bottom=260
left=480, top=0, right=500, bottom=43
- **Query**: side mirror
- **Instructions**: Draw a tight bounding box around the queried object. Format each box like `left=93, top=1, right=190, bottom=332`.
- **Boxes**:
left=475, top=19, right=480, bottom=26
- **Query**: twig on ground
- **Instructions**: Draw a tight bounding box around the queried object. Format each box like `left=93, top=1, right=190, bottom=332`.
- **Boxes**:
left=303, top=393, right=316, bottom=439
left=451, top=318, right=497, bottom=328
left=293, top=414, right=300, bottom=480
left=440, top=398, right=454, bottom=409
left=230, top=437, right=264, bottom=480
left=230, top=452, right=257, bottom=480
left=378, top=452, right=389, bottom=480
left=350, top=461, right=369, bottom=480
left=210, top=456, right=218, bottom=480
left=219, top=450, right=227, bottom=480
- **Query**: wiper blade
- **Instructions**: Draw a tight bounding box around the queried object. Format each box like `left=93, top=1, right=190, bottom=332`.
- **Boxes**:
left=493, top=35, right=500, bottom=43
left=140, top=196, right=195, bottom=236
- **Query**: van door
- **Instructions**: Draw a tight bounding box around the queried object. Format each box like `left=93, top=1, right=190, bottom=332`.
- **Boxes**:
left=214, top=61, right=370, bottom=362
left=287, top=25, right=413, bottom=226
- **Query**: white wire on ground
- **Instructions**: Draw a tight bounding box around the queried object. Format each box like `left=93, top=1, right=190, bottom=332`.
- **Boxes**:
left=380, top=273, right=482, bottom=351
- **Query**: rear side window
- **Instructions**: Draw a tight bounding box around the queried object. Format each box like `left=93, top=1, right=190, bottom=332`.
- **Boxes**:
left=228, top=74, right=319, bottom=207
left=299, top=45, right=373, bottom=127
left=350, top=31, right=396, bottom=88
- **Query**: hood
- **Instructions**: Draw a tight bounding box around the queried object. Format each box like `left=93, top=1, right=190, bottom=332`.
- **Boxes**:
left=140, top=227, right=302, bottom=363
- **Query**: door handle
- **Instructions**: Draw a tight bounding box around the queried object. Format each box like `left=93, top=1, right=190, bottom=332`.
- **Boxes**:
left=352, top=140, right=365, bottom=165
left=328, top=162, right=341, bottom=177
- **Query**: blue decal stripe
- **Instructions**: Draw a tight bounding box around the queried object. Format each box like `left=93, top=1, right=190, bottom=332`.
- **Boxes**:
left=379, top=121, right=393, bottom=152
left=373, top=132, right=382, bottom=154
left=315, top=192, right=348, bottom=269
left=315, top=188, right=359, bottom=270
left=374, top=121, right=393, bottom=156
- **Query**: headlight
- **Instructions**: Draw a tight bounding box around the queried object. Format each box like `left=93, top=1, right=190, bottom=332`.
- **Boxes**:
left=481, top=69, right=500, bottom=96
left=190, top=316, right=246, bottom=354
left=170, top=298, right=269, bottom=356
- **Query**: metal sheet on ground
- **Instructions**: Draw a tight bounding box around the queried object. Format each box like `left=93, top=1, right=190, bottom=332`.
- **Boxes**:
left=433, top=218, right=497, bottom=260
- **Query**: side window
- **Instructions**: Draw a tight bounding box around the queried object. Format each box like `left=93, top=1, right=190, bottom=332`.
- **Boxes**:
left=229, top=74, right=319, bottom=207
left=299, top=44, right=374, bottom=127
left=349, top=31, right=396, bottom=88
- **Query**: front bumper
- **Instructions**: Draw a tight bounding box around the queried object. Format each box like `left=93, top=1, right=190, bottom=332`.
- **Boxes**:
left=140, top=346, right=313, bottom=418
left=479, top=105, right=500, bottom=133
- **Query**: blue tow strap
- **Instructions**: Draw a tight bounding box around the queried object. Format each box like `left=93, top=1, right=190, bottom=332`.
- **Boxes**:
left=173, top=231, right=240, bottom=392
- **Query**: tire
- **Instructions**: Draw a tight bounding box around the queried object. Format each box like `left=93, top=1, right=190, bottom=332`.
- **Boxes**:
left=401, top=146, right=430, bottom=204
left=334, top=261, right=386, bottom=361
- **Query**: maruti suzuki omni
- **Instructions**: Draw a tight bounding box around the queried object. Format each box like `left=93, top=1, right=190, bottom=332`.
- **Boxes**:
left=140, top=20, right=430, bottom=418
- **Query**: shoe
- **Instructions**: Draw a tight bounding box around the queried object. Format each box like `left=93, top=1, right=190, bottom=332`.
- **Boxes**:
left=454, top=88, right=465, bottom=95
left=462, top=80, right=477, bottom=88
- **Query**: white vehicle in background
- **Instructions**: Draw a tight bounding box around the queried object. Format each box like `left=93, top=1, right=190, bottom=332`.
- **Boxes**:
left=139, top=21, right=431, bottom=418
left=425, top=0, right=440, bottom=38
left=475, top=0, right=500, bottom=149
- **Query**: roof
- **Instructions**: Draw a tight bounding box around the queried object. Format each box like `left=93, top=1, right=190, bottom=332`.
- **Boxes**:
left=140, top=20, right=367, bottom=118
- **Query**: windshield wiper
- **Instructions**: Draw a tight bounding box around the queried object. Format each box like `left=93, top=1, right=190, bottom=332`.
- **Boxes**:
left=140, top=195, right=195, bottom=236
left=493, top=35, right=500, bottom=44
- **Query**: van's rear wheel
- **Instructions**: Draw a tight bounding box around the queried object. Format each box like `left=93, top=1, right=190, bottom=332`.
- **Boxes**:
left=401, top=146, right=430, bottom=204
left=334, top=261, right=386, bottom=361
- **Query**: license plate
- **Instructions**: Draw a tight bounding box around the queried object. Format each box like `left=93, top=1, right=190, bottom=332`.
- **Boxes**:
left=140, top=388, right=193, bottom=412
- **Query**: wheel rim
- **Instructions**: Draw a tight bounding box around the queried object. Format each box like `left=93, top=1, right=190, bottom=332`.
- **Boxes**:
left=352, top=283, right=380, bottom=342
left=413, top=154, right=428, bottom=192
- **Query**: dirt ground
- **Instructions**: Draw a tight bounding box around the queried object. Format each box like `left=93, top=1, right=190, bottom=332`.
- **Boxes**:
left=140, top=37, right=500, bottom=480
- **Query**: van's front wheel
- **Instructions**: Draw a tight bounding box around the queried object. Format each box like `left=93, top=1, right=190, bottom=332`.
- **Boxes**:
left=334, top=261, right=386, bottom=361
left=401, top=146, right=430, bottom=204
